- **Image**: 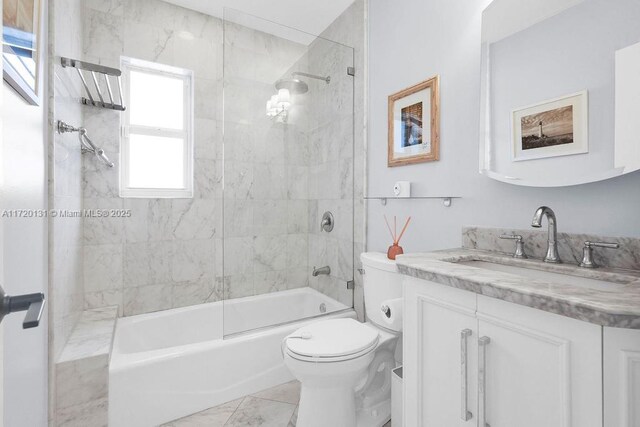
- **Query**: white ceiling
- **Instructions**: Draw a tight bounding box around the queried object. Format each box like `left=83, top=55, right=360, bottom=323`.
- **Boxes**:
left=163, top=0, right=355, bottom=45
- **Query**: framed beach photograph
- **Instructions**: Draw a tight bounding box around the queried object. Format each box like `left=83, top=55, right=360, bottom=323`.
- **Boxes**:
left=3, top=0, right=42, bottom=105
left=512, top=90, right=588, bottom=162
left=388, top=75, right=440, bottom=167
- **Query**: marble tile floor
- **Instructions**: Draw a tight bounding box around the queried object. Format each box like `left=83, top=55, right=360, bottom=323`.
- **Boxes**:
left=161, top=380, right=393, bottom=427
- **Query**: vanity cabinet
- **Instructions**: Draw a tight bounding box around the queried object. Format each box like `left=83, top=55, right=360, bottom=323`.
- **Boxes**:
left=404, top=276, right=602, bottom=427
left=603, top=327, right=640, bottom=427
left=476, top=295, right=602, bottom=427
left=403, top=278, right=478, bottom=427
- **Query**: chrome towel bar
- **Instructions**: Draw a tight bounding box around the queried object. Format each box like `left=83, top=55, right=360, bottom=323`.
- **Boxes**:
left=61, top=57, right=126, bottom=111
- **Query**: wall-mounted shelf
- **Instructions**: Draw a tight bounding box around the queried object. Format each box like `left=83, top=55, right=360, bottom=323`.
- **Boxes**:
left=61, top=57, right=126, bottom=111
left=364, top=196, right=462, bottom=207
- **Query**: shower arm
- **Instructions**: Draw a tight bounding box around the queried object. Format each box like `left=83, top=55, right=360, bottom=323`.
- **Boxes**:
left=291, top=71, right=331, bottom=84
left=57, top=120, right=115, bottom=168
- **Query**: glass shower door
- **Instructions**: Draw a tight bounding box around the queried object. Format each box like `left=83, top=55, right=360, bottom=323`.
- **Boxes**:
left=222, top=9, right=355, bottom=337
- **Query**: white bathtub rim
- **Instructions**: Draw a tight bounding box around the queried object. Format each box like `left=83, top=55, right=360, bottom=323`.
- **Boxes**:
left=116, top=287, right=337, bottom=328
left=111, top=308, right=357, bottom=370
left=112, top=287, right=346, bottom=361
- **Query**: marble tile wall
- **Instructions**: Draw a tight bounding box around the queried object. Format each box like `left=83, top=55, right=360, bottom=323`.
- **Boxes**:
left=50, top=0, right=84, bottom=361
left=52, top=0, right=367, bottom=323
left=222, top=3, right=367, bottom=312
left=222, top=21, right=309, bottom=300
left=49, top=0, right=85, bottom=423
left=81, top=0, right=311, bottom=315
left=306, top=0, right=367, bottom=318
left=80, top=0, right=225, bottom=316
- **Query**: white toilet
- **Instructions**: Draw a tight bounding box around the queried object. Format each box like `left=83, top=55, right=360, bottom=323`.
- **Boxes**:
left=283, top=252, right=403, bottom=427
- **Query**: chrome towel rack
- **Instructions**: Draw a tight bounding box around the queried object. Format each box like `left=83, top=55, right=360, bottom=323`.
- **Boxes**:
left=57, top=121, right=115, bottom=168
left=61, top=56, right=126, bottom=111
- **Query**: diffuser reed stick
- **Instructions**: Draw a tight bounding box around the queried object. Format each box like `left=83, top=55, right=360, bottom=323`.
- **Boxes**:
left=396, top=216, right=412, bottom=244
left=384, top=215, right=395, bottom=242
left=394, top=216, right=397, bottom=242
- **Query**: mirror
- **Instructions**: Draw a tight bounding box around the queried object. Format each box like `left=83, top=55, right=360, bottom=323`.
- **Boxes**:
left=479, top=0, right=640, bottom=187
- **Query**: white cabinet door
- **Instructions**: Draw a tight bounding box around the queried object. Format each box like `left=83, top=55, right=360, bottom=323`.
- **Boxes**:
left=477, top=296, right=602, bottom=427
left=603, top=327, right=640, bottom=427
left=404, top=277, right=477, bottom=427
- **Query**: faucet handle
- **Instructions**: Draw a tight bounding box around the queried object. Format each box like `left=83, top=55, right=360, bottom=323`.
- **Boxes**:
left=586, top=241, right=620, bottom=249
left=500, top=234, right=528, bottom=259
left=579, top=241, right=619, bottom=268
left=500, top=234, right=523, bottom=240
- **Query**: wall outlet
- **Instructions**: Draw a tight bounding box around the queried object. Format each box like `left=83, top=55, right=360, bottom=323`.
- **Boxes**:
left=393, top=181, right=411, bottom=198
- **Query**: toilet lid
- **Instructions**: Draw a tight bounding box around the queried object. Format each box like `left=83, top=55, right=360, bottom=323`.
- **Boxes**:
left=285, top=318, right=379, bottom=359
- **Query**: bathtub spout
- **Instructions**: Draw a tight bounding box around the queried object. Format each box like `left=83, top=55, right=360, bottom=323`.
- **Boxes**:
left=312, top=266, right=331, bottom=277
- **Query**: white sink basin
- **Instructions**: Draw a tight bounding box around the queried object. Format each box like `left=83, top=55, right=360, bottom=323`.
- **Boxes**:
left=457, top=260, right=626, bottom=292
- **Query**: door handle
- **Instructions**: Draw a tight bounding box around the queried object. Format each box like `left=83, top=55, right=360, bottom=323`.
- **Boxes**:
left=0, top=285, right=46, bottom=329
left=460, top=329, right=473, bottom=421
left=478, top=336, right=491, bottom=427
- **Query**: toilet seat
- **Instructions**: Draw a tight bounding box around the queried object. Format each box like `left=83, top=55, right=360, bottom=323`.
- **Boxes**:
left=285, top=318, right=380, bottom=363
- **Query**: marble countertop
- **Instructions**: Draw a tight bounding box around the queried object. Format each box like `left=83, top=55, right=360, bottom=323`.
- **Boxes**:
left=396, top=249, right=640, bottom=329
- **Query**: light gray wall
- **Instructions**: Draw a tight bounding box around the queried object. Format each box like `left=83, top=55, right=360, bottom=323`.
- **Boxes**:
left=367, top=0, right=640, bottom=254
left=486, top=0, right=640, bottom=181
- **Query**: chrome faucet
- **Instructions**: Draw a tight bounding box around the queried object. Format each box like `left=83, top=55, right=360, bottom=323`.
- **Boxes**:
left=531, top=206, right=561, bottom=263
left=312, top=266, right=331, bottom=277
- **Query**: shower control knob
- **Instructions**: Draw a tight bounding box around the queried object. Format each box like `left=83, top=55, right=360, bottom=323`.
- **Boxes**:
left=320, top=211, right=334, bottom=232
left=381, top=304, right=391, bottom=318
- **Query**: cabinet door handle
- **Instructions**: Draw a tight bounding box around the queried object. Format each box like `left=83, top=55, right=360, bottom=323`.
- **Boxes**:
left=478, top=336, right=491, bottom=427
left=460, top=329, right=473, bottom=421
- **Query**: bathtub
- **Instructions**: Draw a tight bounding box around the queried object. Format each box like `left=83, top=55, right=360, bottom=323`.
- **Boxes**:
left=109, top=287, right=354, bottom=427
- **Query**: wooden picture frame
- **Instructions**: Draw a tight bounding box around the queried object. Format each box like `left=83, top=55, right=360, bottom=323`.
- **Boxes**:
left=388, top=75, right=440, bottom=167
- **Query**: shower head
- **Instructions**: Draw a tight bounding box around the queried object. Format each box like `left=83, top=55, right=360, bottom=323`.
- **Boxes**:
left=275, top=78, right=308, bottom=95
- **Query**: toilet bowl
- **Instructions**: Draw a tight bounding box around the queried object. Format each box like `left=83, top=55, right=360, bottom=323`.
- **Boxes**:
left=283, top=253, right=403, bottom=427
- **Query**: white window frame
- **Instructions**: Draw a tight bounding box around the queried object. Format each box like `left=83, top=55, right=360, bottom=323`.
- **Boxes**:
left=120, top=57, right=194, bottom=198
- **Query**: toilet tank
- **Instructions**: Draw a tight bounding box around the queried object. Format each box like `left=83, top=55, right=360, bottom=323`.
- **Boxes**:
left=360, top=252, right=403, bottom=331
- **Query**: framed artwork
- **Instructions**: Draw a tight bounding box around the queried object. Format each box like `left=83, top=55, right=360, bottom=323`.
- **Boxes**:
left=512, top=90, right=588, bottom=162
left=3, top=0, right=42, bottom=105
left=388, top=75, right=440, bottom=167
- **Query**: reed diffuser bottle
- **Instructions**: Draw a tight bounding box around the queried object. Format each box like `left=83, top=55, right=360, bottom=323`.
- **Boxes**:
left=384, top=215, right=411, bottom=260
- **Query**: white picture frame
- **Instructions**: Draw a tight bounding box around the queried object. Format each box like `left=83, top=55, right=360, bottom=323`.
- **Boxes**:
left=511, top=90, right=588, bottom=162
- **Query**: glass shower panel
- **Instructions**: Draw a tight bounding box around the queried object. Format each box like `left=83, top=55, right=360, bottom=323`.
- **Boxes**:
left=305, top=35, right=355, bottom=311
left=222, top=9, right=354, bottom=337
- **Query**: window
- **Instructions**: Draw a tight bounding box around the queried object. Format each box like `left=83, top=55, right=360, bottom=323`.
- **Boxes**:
left=120, top=57, right=194, bottom=198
